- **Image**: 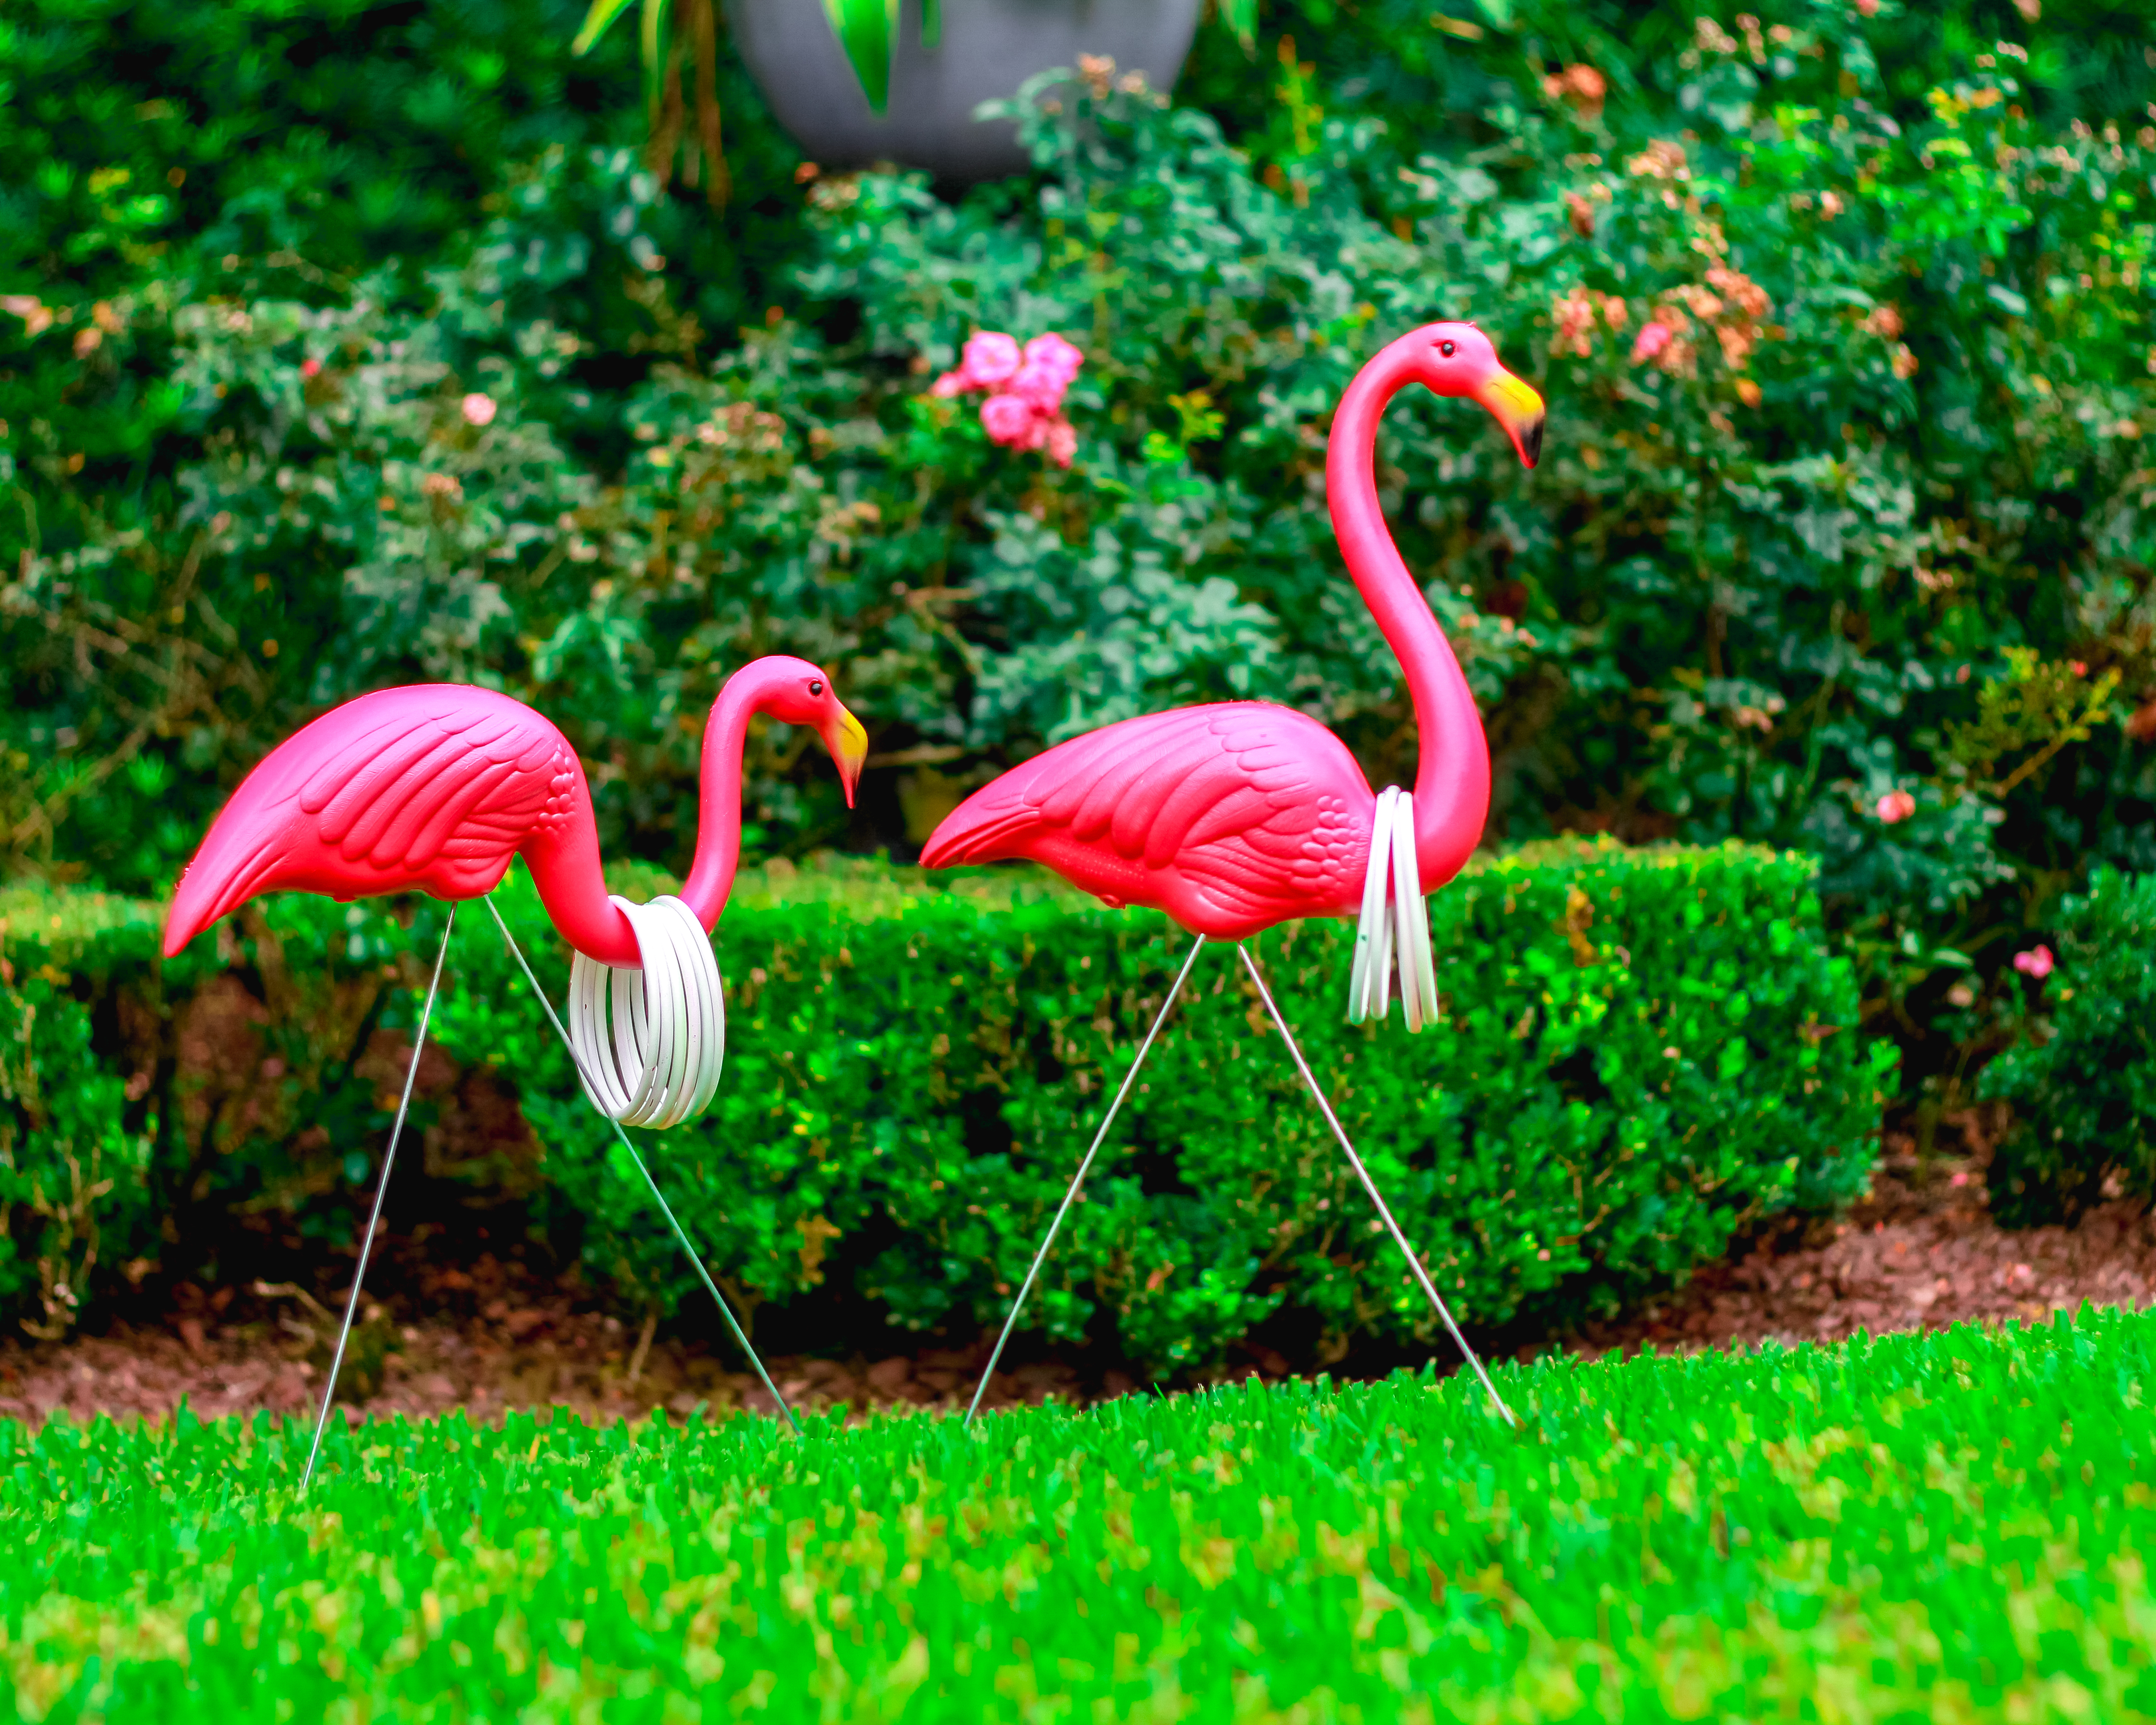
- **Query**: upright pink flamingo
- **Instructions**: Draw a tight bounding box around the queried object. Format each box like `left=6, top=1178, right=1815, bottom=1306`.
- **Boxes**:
left=922, top=322, right=1545, bottom=1423
left=165, top=656, right=868, bottom=1471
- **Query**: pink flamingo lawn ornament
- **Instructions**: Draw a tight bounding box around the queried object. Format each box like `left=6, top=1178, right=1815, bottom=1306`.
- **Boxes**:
left=922, top=322, right=1545, bottom=1425
left=163, top=657, right=868, bottom=1477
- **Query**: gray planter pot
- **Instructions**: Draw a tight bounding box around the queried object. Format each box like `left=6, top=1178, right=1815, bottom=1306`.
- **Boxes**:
left=730, top=0, right=1203, bottom=184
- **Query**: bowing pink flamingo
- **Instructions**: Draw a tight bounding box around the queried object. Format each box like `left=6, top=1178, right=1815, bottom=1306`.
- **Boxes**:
left=921, top=322, right=1544, bottom=1423
left=164, top=656, right=865, bottom=963
left=165, top=656, right=868, bottom=1472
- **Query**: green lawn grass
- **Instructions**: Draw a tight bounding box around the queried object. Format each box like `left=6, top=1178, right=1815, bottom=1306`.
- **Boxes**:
left=7, top=1310, right=2155, bottom=1721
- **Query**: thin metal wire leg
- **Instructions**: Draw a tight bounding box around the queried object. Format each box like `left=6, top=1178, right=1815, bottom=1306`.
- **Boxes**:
left=964, top=933, right=1208, bottom=1427
left=482, top=894, right=804, bottom=1437
left=303, top=905, right=457, bottom=1489
left=1236, top=943, right=1517, bottom=1428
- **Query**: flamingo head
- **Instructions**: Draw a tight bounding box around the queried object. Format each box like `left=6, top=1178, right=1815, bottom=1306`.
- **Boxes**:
left=1405, top=321, right=1546, bottom=469
left=762, top=657, right=869, bottom=808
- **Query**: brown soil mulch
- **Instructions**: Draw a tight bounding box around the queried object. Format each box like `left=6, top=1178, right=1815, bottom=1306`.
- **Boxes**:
left=0, top=1265, right=1089, bottom=1435
left=1555, top=1108, right=2156, bottom=1361
left=5, top=1111, right=2151, bottom=1432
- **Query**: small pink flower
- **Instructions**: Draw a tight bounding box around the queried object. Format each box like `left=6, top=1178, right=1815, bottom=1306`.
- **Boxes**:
left=932, top=331, right=1083, bottom=461
left=1017, top=407, right=1059, bottom=452
left=1551, top=288, right=1598, bottom=358
left=300, top=357, right=322, bottom=378
left=461, top=392, right=498, bottom=427
left=1875, top=790, right=1916, bottom=824
left=961, top=331, right=1023, bottom=386
left=2013, top=945, right=2055, bottom=979
left=1023, top=331, right=1084, bottom=383
left=1950, top=1170, right=1970, bottom=1187
left=1007, top=359, right=1069, bottom=413
left=1632, top=321, right=1673, bottom=363
left=2070, top=659, right=2088, bottom=676
left=980, top=393, right=1036, bottom=446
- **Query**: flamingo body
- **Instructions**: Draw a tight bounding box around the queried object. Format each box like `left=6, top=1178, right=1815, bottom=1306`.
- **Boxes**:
left=928, top=322, right=1546, bottom=1425
left=164, top=686, right=584, bottom=958
left=162, top=658, right=869, bottom=967
left=921, top=702, right=1375, bottom=939
left=924, top=321, right=1544, bottom=941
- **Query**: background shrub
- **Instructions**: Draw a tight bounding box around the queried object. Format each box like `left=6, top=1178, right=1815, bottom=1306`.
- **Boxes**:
left=1978, top=867, right=2156, bottom=1225
left=0, top=844, right=1884, bottom=1365
left=0, top=971, right=155, bottom=1340
left=6, top=0, right=2154, bottom=1130
left=9, top=0, right=2153, bottom=1217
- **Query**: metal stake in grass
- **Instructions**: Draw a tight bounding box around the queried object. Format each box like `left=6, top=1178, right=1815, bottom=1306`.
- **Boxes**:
left=963, top=933, right=1207, bottom=1426
left=483, top=895, right=804, bottom=1436
left=1237, top=942, right=1516, bottom=1429
left=303, top=905, right=456, bottom=1491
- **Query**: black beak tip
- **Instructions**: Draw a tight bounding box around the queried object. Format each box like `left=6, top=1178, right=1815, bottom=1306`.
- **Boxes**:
left=1521, top=414, right=1545, bottom=469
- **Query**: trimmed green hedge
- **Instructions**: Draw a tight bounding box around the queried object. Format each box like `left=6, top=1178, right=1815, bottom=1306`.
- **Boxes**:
left=0, top=841, right=1887, bottom=1370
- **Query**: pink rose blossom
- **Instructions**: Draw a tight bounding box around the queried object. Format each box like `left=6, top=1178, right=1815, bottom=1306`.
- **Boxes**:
left=1632, top=321, right=1674, bottom=363
left=931, top=329, right=1083, bottom=464
left=980, top=393, right=1037, bottom=446
left=1551, top=288, right=1598, bottom=358
left=1019, top=410, right=1058, bottom=453
left=1023, top=331, right=1084, bottom=383
left=1007, top=358, right=1070, bottom=413
left=461, top=392, right=498, bottom=427
left=1875, top=790, right=1916, bottom=824
left=960, top=331, right=1024, bottom=386
left=2013, top=945, right=2055, bottom=979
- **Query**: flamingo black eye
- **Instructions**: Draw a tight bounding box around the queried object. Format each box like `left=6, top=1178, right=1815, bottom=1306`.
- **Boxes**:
left=1439, top=340, right=1457, bottom=358
left=808, top=679, right=824, bottom=697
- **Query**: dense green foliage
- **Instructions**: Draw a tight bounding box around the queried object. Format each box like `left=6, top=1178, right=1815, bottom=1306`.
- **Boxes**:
left=0, top=978, right=154, bottom=1339
left=0, top=0, right=825, bottom=887
left=6, top=0, right=2155, bottom=1105
left=0, top=843, right=1882, bottom=1358
left=5, top=1309, right=2154, bottom=1717
left=1979, top=866, right=2156, bottom=1225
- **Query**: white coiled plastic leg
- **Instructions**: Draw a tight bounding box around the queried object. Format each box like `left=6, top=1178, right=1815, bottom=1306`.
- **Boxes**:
left=1346, top=786, right=1439, bottom=1031
left=567, top=894, right=726, bottom=1128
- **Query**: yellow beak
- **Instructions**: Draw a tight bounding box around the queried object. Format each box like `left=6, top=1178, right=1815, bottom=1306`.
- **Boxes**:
left=1472, top=368, right=1547, bottom=469
left=822, top=703, right=869, bottom=809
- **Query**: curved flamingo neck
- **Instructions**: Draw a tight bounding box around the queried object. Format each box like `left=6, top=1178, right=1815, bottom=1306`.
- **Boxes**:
left=679, top=659, right=796, bottom=930
left=1325, top=339, right=1492, bottom=887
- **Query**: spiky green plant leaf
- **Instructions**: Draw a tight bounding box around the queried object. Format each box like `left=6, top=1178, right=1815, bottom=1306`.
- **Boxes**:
left=640, top=0, right=671, bottom=115
left=569, top=0, right=638, bottom=55
left=822, top=0, right=900, bottom=114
